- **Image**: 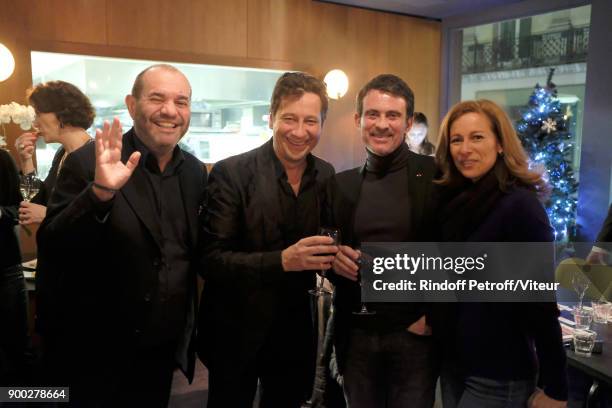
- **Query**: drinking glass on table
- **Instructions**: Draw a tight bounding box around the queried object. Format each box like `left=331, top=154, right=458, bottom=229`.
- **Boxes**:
left=572, top=306, right=593, bottom=330
left=309, top=227, right=340, bottom=297
left=592, top=300, right=611, bottom=324
left=573, top=329, right=597, bottom=357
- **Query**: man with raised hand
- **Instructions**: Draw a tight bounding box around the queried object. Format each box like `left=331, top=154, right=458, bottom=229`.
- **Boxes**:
left=198, top=72, right=336, bottom=407
left=36, top=64, right=206, bottom=407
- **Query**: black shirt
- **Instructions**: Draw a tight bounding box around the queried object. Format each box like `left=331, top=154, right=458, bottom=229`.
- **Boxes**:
left=353, top=143, right=423, bottom=331
left=131, top=134, right=190, bottom=344
left=271, top=143, right=320, bottom=301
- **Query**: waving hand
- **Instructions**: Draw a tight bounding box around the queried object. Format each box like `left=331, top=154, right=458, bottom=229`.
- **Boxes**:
left=92, top=118, right=141, bottom=201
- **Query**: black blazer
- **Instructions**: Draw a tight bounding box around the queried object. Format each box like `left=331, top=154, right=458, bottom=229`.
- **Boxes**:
left=36, top=128, right=206, bottom=380
left=323, top=151, right=436, bottom=373
left=197, top=139, right=334, bottom=371
left=0, top=149, right=22, bottom=270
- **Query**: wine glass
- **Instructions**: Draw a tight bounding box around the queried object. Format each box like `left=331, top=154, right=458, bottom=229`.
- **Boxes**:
left=572, top=272, right=589, bottom=309
left=19, top=173, right=42, bottom=202
left=353, top=252, right=376, bottom=316
left=309, top=227, right=340, bottom=297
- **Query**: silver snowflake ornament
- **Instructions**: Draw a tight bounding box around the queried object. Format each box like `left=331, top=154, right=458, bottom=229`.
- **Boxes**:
left=541, top=118, right=557, bottom=134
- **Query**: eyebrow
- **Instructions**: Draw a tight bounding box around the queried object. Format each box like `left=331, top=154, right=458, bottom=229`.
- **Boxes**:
left=147, top=91, right=190, bottom=100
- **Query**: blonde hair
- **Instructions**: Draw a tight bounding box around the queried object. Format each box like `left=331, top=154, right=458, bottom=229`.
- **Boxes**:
left=435, top=99, right=548, bottom=198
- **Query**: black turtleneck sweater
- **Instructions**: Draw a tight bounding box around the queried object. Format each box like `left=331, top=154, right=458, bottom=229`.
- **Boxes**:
left=353, top=143, right=422, bottom=330
left=354, top=143, right=412, bottom=241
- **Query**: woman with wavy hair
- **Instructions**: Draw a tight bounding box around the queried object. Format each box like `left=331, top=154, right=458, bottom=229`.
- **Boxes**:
left=433, top=99, right=567, bottom=408
left=14, top=80, right=95, bottom=225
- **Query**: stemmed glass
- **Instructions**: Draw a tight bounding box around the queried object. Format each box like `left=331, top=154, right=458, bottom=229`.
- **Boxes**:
left=572, top=272, right=590, bottom=309
left=353, top=252, right=376, bottom=316
left=19, top=172, right=42, bottom=202
left=309, top=227, right=340, bottom=297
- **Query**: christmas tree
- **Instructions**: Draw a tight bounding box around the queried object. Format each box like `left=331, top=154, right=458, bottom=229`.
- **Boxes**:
left=516, top=68, right=579, bottom=241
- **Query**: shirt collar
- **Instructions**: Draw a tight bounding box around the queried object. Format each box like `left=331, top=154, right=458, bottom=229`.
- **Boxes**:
left=268, top=139, right=317, bottom=181
left=130, top=129, right=185, bottom=175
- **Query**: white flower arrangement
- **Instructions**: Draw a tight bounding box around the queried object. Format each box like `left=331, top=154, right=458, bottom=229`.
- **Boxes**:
left=0, top=102, right=35, bottom=129
left=0, top=102, right=35, bottom=150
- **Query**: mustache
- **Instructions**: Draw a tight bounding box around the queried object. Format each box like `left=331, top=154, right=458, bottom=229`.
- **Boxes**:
left=370, top=130, right=392, bottom=137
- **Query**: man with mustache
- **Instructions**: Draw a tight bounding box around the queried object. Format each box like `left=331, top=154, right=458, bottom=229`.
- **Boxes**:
left=198, top=72, right=336, bottom=407
left=36, top=64, right=206, bottom=407
left=324, top=74, right=437, bottom=407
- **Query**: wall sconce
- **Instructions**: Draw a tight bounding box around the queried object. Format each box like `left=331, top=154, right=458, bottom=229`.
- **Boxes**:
left=324, top=69, right=349, bottom=100
left=0, top=43, right=16, bottom=82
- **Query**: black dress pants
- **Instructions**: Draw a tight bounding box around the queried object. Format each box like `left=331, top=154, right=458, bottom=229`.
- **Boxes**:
left=207, top=306, right=315, bottom=408
left=42, top=336, right=177, bottom=408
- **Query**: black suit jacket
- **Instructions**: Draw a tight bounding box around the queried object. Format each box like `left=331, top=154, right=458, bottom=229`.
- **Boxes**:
left=322, top=151, right=436, bottom=373
left=595, top=204, right=612, bottom=250
left=36, top=128, right=206, bottom=380
left=197, top=139, right=334, bottom=372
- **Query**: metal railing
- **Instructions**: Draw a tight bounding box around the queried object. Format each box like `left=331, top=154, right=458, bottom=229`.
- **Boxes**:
left=462, top=25, right=589, bottom=74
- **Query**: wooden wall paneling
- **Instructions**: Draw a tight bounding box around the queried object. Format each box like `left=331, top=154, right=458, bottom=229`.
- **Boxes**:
left=26, top=0, right=108, bottom=45
left=247, top=0, right=309, bottom=62
left=388, top=16, right=441, bottom=143
left=247, top=0, right=351, bottom=69
left=0, top=0, right=34, bottom=148
left=107, top=0, right=248, bottom=58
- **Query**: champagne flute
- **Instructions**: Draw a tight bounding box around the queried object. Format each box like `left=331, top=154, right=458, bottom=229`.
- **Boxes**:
left=572, top=272, right=589, bottom=309
left=353, top=252, right=376, bottom=315
left=309, top=227, right=340, bottom=297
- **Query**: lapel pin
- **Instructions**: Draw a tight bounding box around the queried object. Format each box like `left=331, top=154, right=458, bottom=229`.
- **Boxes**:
left=416, top=172, right=423, bottom=177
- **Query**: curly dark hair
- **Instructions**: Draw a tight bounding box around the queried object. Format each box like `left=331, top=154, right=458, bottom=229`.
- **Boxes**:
left=27, top=81, right=95, bottom=129
left=270, top=72, right=328, bottom=122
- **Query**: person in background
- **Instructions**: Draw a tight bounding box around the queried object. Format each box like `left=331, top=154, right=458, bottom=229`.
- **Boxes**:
left=198, top=71, right=336, bottom=407
left=406, top=112, right=435, bottom=156
left=586, top=203, right=612, bottom=265
left=433, top=99, right=568, bottom=408
left=36, top=64, right=206, bottom=407
left=0, top=148, right=29, bottom=385
left=14, top=80, right=95, bottom=225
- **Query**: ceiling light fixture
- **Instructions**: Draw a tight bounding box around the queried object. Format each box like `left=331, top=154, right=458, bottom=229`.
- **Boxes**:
left=0, top=43, right=16, bottom=82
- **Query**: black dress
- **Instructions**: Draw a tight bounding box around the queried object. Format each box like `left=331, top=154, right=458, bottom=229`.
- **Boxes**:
left=31, top=147, right=65, bottom=206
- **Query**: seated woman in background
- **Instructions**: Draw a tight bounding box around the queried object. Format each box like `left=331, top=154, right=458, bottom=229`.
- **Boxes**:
left=433, top=99, right=567, bottom=408
left=0, top=148, right=29, bottom=385
left=406, top=111, right=435, bottom=156
left=14, top=81, right=95, bottom=225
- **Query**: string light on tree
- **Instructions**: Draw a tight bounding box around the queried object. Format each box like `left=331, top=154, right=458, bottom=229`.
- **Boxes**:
left=516, top=68, right=579, bottom=241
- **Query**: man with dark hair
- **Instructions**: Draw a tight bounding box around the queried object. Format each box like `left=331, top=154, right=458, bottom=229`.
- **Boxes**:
left=37, top=64, right=206, bottom=407
left=198, top=71, right=336, bottom=407
left=325, top=74, right=438, bottom=407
